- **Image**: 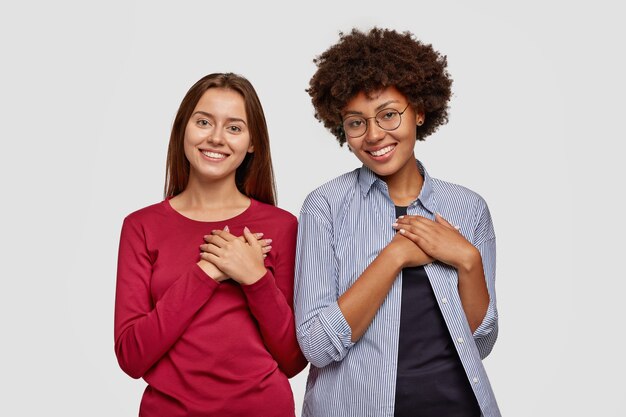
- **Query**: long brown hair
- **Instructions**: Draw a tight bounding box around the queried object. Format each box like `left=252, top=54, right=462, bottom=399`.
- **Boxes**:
left=164, top=73, right=277, bottom=205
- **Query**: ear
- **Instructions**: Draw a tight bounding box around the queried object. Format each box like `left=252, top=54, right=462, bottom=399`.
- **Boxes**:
left=247, top=144, right=254, bottom=153
left=415, top=110, right=425, bottom=126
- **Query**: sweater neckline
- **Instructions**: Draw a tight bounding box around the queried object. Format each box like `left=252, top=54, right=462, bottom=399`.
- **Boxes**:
left=163, top=196, right=257, bottom=225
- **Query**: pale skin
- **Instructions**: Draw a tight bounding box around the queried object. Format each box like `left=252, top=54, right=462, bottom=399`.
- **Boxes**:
left=336, top=87, right=489, bottom=342
left=169, top=87, right=269, bottom=285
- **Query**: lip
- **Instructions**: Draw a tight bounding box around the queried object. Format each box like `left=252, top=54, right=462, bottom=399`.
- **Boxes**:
left=364, top=144, right=397, bottom=161
left=199, top=148, right=229, bottom=161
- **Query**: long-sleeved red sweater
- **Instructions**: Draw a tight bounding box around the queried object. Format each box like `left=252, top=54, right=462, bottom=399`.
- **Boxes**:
left=114, top=198, right=307, bottom=417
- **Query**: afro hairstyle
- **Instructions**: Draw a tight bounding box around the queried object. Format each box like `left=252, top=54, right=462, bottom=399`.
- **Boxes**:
left=307, top=27, right=453, bottom=145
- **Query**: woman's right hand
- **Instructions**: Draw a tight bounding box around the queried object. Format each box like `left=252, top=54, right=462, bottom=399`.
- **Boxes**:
left=200, top=227, right=267, bottom=285
left=387, top=232, right=434, bottom=268
left=197, top=229, right=272, bottom=282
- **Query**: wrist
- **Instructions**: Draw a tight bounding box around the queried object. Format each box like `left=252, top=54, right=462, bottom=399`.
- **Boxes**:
left=197, top=260, right=226, bottom=282
left=381, top=243, right=406, bottom=270
left=240, top=267, right=267, bottom=286
left=455, top=246, right=481, bottom=273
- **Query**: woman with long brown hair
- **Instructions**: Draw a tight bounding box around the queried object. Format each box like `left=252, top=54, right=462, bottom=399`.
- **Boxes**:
left=114, top=73, right=307, bottom=417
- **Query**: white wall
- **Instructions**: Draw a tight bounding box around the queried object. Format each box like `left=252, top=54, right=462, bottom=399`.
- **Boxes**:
left=1, top=1, right=623, bottom=415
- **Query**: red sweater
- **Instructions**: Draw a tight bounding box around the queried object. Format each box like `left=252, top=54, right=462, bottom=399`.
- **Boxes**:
left=114, top=198, right=307, bottom=417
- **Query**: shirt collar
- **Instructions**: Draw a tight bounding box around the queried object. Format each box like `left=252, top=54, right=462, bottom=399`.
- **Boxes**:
left=357, top=159, right=436, bottom=214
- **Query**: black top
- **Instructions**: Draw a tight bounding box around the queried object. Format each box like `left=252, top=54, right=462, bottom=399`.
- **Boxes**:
left=393, top=206, right=480, bottom=417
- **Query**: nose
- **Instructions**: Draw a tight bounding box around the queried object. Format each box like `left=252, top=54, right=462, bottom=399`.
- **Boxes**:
left=363, top=118, right=385, bottom=144
left=206, top=128, right=225, bottom=146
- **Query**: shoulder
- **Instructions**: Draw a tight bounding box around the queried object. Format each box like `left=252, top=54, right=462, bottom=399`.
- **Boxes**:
left=250, top=200, right=298, bottom=248
left=431, top=177, right=489, bottom=212
left=301, top=169, right=359, bottom=215
left=430, top=176, right=494, bottom=240
left=250, top=200, right=298, bottom=239
left=252, top=200, right=297, bottom=226
left=118, top=201, right=171, bottom=244
left=123, top=200, right=170, bottom=226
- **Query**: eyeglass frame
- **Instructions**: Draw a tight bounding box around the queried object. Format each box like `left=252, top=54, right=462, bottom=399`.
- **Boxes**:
left=340, top=103, right=411, bottom=139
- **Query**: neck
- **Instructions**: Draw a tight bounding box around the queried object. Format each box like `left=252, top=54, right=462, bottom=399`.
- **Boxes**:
left=381, top=156, right=423, bottom=206
left=170, top=173, right=250, bottom=221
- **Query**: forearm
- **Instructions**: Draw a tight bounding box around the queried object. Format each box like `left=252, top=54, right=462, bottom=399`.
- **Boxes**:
left=456, top=247, right=489, bottom=333
left=243, top=272, right=307, bottom=377
left=114, top=265, right=218, bottom=378
left=338, top=246, right=403, bottom=342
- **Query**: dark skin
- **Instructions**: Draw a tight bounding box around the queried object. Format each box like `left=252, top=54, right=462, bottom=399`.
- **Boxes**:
left=338, top=232, right=434, bottom=342
left=393, top=214, right=489, bottom=332
left=336, top=87, right=489, bottom=342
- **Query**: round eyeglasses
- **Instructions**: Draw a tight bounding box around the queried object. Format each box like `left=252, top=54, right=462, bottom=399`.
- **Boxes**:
left=341, top=103, right=410, bottom=138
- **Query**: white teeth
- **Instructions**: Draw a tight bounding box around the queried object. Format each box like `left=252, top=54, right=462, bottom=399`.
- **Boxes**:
left=201, top=150, right=227, bottom=159
left=370, top=145, right=395, bottom=157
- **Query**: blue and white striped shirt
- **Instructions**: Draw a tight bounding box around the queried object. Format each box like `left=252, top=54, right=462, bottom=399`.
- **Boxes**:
left=294, top=160, right=500, bottom=417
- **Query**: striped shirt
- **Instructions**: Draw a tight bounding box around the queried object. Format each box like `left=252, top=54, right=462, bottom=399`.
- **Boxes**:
left=294, top=160, right=500, bottom=417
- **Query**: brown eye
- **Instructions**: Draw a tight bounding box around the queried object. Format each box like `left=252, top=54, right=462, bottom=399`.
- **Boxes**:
left=380, top=110, right=398, bottom=120
left=344, top=117, right=365, bottom=129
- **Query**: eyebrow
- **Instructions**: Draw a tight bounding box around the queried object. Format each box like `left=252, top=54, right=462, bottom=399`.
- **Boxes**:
left=342, top=100, right=402, bottom=116
left=192, top=111, right=247, bottom=125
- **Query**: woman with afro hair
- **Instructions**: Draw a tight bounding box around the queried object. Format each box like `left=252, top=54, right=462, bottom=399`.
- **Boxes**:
left=294, top=28, right=500, bottom=417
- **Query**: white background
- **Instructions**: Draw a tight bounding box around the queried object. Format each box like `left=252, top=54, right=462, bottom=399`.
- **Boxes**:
left=1, top=1, right=624, bottom=416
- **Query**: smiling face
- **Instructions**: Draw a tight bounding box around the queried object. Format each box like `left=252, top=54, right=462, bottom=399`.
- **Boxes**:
left=342, top=86, right=424, bottom=181
left=183, top=87, right=254, bottom=184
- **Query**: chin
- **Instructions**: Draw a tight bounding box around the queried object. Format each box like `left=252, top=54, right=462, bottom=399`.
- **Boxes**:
left=362, top=163, right=398, bottom=178
left=374, top=169, right=398, bottom=178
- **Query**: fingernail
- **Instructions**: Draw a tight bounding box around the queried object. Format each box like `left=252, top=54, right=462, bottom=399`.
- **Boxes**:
left=244, top=226, right=250, bottom=233
left=266, top=245, right=272, bottom=251
left=211, top=230, right=218, bottom=234
left=266, top=239, right=273, bottom=244
left=224, top=225, right=229, bottom=232
left=398, top=215, right=404, bottom=219
left=392, top=223, right=398, bottom=228
left=255, top=233, right=264, bottom=238
left=400, top=229, right=406, bottom=234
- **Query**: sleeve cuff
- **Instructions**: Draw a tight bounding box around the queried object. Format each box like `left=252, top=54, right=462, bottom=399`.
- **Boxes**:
left=241, top=271, right=281, bottom=304
left=241, top=270, right=272, bottom=290
left=319, top=301, right=354, bottom=350
left=191, top=263, right=221, bottom=290
left=472, top=302, right=497, bottom=338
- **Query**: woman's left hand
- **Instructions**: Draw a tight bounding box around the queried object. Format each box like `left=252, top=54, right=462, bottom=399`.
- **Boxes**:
left=392, top=213, right=479, bottom=271
left=199, top=227, right=267, bottom=285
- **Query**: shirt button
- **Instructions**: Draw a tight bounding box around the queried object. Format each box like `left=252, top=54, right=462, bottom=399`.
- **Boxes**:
left=472, top=377, right=479, bottom=383
left=457, top=337, right=464, bottom=344
left=441, top=297, right=448, bottom=304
